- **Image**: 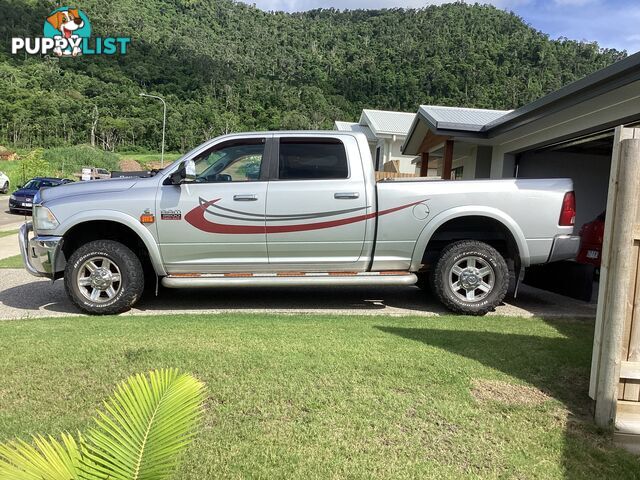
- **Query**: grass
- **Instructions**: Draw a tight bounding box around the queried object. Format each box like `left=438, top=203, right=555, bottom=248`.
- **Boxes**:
left=0, top=313, right=637, bottom=479
left=0, top=229, right=17, bottom=239
left=117, top=152, right=182, bottom=169
left=0, top=254, right=22, bottom=268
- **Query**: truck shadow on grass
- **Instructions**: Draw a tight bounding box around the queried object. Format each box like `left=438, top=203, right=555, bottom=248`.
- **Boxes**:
left=375, top=321, right=638, bottom=479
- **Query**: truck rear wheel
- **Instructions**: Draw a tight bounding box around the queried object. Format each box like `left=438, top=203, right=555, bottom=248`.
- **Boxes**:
left=431, top=240, right=508, bottom=316
left=64, top=240, right=144, bottom=315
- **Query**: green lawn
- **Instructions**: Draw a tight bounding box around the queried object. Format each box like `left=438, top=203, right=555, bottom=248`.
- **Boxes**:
left=0, top=254, right=22, bottom=268
left=0, top=229, right=17, bottom=239
left=0, top=314, right=636, bottom=479
left=117, top=152, right=182, bottom=169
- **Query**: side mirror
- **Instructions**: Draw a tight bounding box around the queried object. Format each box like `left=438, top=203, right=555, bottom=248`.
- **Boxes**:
left=168, top=160, right=196, bottom=185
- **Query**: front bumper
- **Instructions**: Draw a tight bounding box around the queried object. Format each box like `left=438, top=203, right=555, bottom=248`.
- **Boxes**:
left=19, top=222, right=64, bottom=279
left=9, top=198, right=34, bottom=211
left=547, top=234, right=580, bottom=263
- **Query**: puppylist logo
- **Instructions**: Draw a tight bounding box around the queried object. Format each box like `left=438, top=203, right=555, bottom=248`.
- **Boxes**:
left=11, top=7, right=130, bottom=57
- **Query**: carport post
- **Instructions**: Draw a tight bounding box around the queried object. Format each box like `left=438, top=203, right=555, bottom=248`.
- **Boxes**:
left=441, top=140, right=453, bottom=179
left=594, top=137, right=640, bottom=428
left=420, top=152, right=429, bottom=176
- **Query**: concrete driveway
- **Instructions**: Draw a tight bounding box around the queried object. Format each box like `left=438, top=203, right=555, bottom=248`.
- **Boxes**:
left=0, top=194, right=28, bottom=228
left=0, top=269, right=597, bottom=321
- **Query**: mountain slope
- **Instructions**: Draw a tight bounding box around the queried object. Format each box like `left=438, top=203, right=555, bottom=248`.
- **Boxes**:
left=0, top=0, right=625, bottom=151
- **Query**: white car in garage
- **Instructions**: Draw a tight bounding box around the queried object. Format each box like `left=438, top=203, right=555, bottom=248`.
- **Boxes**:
left=0, top=171, right=9, bottom=194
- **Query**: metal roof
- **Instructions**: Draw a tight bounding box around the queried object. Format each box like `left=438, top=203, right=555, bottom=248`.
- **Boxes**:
left=417, top=105, right=511, bottom=133
left=359, top=109, right=416, bottom=136
left=333, top=121, right=377, bottom=142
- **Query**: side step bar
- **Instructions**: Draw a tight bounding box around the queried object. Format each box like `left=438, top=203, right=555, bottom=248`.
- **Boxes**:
left=162, top=271, right=417, bottom=288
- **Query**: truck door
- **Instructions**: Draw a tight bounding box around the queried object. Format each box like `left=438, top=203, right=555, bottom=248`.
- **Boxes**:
left=265, top=135, right=371, bottom=270
left=156, top=136, right=271, bottom=273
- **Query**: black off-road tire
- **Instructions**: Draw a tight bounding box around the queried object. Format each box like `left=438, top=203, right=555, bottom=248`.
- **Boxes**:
left=1, top=182, right=8, bottom=194
left=64, top=240, right=144, bottom=315
left=431, top=240, right=508, bottom=316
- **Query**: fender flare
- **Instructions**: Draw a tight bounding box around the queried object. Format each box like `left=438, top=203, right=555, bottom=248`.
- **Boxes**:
left=409, top=206, right=530, bottom=271
left=58, top=210, right=167, bottom=276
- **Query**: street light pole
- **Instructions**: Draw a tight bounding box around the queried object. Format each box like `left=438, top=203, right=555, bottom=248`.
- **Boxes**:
left=139, top=93, right=167, bottom=168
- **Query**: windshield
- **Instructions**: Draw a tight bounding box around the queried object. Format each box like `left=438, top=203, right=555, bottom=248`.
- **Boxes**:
left=23, top=179, right=58, bottom=190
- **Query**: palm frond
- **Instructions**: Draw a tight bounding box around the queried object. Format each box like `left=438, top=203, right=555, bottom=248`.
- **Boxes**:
left=0, top=432, right=82, bottom=480
left=80, top=368, right=206, bottom=480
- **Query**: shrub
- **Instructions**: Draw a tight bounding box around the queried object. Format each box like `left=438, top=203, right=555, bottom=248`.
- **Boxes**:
left=43, top=145, right=121, bottom=178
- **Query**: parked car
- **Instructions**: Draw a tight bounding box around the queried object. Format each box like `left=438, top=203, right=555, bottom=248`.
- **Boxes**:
left=9, top=177, right=72, bottom=214
left=0, top=171, right=9, bottom=194
left=19, top=131, right=579, bottom=316
left=577, top=211, right=605, bottom=267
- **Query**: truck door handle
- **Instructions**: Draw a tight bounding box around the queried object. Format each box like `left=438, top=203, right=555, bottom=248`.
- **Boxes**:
left=334, top=192, right=360, bottom=199
left=233, top=194, right=258, bottom=201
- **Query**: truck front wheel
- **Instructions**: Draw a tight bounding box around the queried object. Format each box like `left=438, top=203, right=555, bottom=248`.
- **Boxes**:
left=431, top=240, right=508, bottom=316
left=64, top=240, right=144, bottom=315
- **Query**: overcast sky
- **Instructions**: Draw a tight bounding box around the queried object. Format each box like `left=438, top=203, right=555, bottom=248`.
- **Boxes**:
left=238, top=0, right=640, bottom=53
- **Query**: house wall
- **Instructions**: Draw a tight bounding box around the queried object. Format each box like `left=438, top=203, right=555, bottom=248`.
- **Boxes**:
left=380, top=137, right=420, bottom=174
left=516, top=150, right=611, bottom=229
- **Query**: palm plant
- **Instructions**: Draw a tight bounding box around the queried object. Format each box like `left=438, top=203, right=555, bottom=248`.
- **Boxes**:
left=0, top=368, right=206, bottom=480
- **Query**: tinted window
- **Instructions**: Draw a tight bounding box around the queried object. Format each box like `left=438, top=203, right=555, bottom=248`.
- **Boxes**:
left=24, top=179, right=59, bottom=189
left=279, top=139, right=348, bottom=180
left=193, top=138, right=265, bottom=183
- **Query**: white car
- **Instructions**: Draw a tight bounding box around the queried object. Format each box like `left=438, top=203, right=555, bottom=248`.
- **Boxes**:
left=0, top=171, right=9, bottom=194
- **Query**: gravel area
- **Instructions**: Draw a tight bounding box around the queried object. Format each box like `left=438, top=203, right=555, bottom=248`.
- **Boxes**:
left=0, top=269, right=597, bottom=321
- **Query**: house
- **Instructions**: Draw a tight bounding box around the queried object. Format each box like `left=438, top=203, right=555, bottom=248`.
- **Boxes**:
left=402, top=51, right=640, bottom=232
left=335, top=109, right=429, bottom=175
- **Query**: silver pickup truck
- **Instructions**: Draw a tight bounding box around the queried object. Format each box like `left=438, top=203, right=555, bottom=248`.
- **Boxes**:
left=20, top=131, right=579, bottom=315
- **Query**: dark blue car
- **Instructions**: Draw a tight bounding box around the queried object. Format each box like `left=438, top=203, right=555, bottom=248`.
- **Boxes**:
left=9, top=177, right=72, bottom=214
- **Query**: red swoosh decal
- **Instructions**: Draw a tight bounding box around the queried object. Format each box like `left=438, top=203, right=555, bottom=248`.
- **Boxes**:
left=185, top=198, right=426, bottom=234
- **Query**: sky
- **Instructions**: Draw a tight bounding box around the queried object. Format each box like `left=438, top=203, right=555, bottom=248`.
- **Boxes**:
left=238, top=0, right=640, bottom=53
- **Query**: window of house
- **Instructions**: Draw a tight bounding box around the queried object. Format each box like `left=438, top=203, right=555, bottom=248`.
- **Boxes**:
left=278, top=138, right=348, bottom=180
left=375, top=146, right=382, bottom=171
left=451, top=166, right=464, bottom=180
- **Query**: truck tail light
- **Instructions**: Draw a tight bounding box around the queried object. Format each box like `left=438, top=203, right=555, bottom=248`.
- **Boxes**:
left=559, top=191, right=576, bottom=227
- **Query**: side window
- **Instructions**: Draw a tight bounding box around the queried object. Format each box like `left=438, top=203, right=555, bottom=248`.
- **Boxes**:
left=193, top=138, right=266, bottom=183
left=278, top=138, right=348, bottom=180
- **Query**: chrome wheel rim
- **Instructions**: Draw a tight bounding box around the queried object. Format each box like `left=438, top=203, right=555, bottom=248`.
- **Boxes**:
left=77, top=256, right=122, bottom=303
left=449, top=256, right=495, bottom=302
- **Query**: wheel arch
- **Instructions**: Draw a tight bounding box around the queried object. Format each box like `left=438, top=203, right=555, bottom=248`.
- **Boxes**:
left=410, top=207, right=530, bottom=272
left=59, top=211, right=166, bottom=276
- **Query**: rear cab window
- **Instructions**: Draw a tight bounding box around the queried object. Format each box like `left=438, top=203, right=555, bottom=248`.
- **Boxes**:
left=278, top=138, right=349, bottom=180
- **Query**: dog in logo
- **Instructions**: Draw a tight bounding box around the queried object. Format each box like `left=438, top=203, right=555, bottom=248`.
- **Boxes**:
left=46, top=8, right=84, bottom=56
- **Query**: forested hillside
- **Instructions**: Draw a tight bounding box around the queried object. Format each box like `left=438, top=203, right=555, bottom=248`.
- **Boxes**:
left=0, top=0, right=625, bottom=152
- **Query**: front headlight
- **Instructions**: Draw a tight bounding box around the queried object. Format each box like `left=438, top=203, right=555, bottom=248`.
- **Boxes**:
left=10, top=194, right=16, bottom=201
left=33, top=205, right=59, bottom=230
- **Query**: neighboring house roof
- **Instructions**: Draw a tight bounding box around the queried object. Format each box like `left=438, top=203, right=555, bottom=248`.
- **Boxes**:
left=359, top=109, right=416, bottom=136
left=416, top=105, right=511, bottom=133
left=334, top=121, right=377, bottom=142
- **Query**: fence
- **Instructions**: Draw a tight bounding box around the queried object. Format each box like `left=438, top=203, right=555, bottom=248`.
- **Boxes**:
left=590, top=126, right=640, bottom=452
left=374, top=171, right=418, bottom=181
